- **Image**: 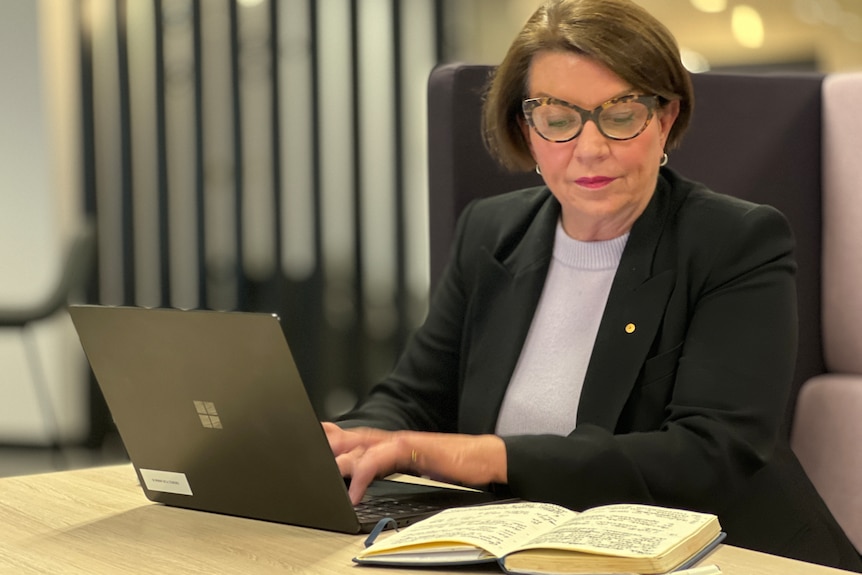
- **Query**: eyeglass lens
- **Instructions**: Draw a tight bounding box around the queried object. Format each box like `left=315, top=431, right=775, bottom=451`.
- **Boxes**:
left=528, top=98, right=652, bottom=142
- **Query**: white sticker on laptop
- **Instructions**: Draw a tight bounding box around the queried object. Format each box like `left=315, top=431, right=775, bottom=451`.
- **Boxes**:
left=140, top=468, right=193, bottom=496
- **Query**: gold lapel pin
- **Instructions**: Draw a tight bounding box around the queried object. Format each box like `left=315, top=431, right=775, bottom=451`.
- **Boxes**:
left=625, top=323, right=636, bottom=334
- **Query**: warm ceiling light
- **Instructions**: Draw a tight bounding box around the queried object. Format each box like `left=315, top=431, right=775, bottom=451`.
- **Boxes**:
left=690, top=0, right=727, bottom=13
left=732, top=5, right=765, bottom=48
left=680, top=48, right=711, bottom=73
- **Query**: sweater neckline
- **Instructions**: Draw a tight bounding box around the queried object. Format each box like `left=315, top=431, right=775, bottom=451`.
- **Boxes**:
left=552, top=219, right=628, bottom=270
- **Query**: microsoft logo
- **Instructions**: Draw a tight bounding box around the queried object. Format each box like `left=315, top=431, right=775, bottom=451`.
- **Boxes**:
left=194, top=400, right=222, bottom=429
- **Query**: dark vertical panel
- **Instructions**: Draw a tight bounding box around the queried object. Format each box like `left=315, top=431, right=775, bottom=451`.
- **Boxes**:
left=79, top=0, right=112, bottom=448
left=349, top=0, right=364, bottom=331
left=116, top=0, right=135, bottom=304
left=80, top=0, right=99, bottom=226
left=309, top=0, right=323, bottom=269
left=289, top=0, right=328, bottom=412
left=228, top=0, right=245, bottom=309
left=269, top=0, right=282, bottom=268
left=192, top=0, right=207, bottom=306
left=434, top=0, right=445, bottom=63
left=390, top=0, right=408, bottom=346
left=154, top=0, right=171, bottom=306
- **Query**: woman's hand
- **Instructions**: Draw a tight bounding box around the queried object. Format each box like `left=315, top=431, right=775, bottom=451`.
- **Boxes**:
left=322, top=422, right=508, bottom=505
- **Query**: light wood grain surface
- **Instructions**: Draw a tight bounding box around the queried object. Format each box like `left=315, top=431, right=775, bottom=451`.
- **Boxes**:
left=0, top=464, right=854, bottom=575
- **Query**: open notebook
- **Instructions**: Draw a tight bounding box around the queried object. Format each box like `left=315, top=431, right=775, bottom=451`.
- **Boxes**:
left=69, top=305, right=506, bottom=534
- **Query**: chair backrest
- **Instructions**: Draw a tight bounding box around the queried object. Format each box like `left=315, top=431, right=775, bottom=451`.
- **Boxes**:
left=427, top=64, right=543, bottom=289
left=0, top=218, right=96, bottom=327
left=791, top=71, right=862, bottom=554
left=427, top=64, right=825, bottom=429
left=820, top=72, right=862, bottom=379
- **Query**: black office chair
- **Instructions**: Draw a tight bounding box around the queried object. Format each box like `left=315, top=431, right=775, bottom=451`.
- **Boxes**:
left=0, top=219, right=96, bottom=462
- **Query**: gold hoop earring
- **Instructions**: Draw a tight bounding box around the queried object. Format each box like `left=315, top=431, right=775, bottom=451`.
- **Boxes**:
left=660, top=153, right=668, bottom=167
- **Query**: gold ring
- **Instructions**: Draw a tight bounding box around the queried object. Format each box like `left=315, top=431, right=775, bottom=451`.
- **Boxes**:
left=410, top=449, right=418, bottom=464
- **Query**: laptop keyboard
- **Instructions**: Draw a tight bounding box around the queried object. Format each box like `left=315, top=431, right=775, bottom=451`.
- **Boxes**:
left=354, top=496, right=441, bottom=522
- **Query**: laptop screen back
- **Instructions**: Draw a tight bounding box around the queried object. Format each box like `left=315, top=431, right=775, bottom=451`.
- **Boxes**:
left=69, top=305, right=363, bottom=532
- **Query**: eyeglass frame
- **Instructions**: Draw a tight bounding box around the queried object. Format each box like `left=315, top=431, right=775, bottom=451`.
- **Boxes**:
left=521, top=94, right=660, bottom=143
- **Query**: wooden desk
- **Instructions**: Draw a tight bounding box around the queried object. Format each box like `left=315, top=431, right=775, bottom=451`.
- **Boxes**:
left=0, top=464, right=853, bottom=574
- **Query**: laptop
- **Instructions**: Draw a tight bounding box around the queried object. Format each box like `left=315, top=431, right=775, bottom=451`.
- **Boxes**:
left=68, top=305, right=506, bottom=534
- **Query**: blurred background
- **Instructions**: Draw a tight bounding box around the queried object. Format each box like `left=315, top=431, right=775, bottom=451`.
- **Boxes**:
left=1, top=0, right=860, bottom=475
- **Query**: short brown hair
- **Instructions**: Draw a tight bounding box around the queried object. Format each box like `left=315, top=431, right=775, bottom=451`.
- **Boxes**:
left=482, top=0, right=694, bottom=171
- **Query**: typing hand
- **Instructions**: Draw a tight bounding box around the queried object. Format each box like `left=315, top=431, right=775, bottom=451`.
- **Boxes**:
left=322, top=423, right=414, bottom=504
left=322, top=422, right=507, bottom=505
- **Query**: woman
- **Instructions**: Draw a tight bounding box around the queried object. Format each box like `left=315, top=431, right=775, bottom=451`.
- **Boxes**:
left=325, top=0, right=862, bottom=570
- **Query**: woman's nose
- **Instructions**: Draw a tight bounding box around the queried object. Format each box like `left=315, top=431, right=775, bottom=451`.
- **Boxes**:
left=572, top=120, right=610, bottom=161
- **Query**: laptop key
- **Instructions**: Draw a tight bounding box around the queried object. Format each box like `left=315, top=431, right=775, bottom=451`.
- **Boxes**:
left=354, top=498, right=441, bottom=521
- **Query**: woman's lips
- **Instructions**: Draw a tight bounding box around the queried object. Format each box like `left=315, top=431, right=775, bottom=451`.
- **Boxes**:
left=575, top=176, right=616, bottom=189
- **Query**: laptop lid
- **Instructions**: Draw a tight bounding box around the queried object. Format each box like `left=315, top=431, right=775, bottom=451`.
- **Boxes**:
left=68, top=305, right=501, bottom=534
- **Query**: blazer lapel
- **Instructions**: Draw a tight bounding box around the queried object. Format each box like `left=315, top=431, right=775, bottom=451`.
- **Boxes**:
left=459, top=194, right=560, bottom=435
left=576, top=180, right=679, bottom=430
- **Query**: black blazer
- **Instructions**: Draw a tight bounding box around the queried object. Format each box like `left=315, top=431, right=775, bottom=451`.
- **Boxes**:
left=340, top=168, right=862, bottom=571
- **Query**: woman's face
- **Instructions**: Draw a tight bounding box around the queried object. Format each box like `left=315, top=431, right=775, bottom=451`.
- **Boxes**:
left=522, top=50, right=679, bottom=241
